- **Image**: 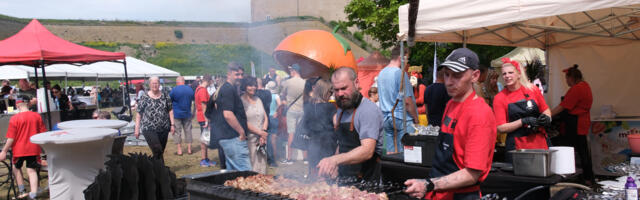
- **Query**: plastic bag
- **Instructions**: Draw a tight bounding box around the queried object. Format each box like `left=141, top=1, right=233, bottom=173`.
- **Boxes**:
left=200, top=128, right=210, bottom=144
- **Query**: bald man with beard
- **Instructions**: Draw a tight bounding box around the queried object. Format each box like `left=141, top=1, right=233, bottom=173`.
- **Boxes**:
left=317, top=67, right=384, bottom=182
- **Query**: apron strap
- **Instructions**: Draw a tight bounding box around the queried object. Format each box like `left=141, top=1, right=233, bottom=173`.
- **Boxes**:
left=336, top=108, right=358, bottom=132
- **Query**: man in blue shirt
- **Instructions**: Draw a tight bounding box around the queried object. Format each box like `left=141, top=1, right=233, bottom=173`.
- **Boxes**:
left=377, top=45, right=419, bottom=153
left=169, top=76, right=195, bottom=155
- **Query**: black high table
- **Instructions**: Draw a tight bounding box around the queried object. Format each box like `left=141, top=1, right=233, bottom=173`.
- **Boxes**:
left=380, top=153, right=582, bottom=200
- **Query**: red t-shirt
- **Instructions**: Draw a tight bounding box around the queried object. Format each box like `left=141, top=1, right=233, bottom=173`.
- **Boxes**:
left=6, top=111, right=46, bottom=157
left=194, top=86, right=210, bottom=122
left=431, top=94, right=496, bottom=199
left=560, top=81, right=592, bottom=135
left=493, top=86, right=549, bottom=149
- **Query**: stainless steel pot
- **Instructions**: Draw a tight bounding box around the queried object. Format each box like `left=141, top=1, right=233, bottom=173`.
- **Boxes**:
left=509, top=149, right=557, bottom=177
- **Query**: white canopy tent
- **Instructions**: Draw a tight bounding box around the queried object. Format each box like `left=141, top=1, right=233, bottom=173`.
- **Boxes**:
left=490, top=47, right=546, bottom=68
left=80, top=57, right=180, bottom=79
left=399, top=0, right=640, bottom=117
left=0, top=65, right=71, bottom=80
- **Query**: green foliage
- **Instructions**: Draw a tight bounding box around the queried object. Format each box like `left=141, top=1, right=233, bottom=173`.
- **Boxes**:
left=343, top=0, right=407, bottom=49
left=174, top=30, right=183, bottom=39
left=79, top=41, right=121, bottom=52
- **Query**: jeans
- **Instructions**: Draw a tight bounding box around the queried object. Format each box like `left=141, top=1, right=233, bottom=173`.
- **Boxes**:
left=383, top=115, right=415, bottom=153
left=267, top=116, right=278, bottom=164
left=218, top=137, right=251, bottom=171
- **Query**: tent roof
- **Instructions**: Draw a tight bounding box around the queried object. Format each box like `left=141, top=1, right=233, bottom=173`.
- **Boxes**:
left=399, top=0, right=640, bottom=48
left=357, top=51, right=390, bottom=71
left=490, top=47, right=546, bottom=68
left=80, top=57, right=180, bottom=79
left=0, top=19, right=125, bottom=66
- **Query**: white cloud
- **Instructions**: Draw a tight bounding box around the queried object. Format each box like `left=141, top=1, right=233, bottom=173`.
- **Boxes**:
left=0, top=0, right=251, bottom=22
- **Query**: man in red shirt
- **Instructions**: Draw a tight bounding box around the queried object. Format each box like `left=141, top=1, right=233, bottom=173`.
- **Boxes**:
left=0, top=98, right=46, bottom=199
left=195, top=76, right=218, bottom=167
left=405, top=48, right=497, bottom=200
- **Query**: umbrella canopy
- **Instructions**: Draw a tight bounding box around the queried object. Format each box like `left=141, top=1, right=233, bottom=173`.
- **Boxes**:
left=490, top=47, right=546, bottom=68
left=357, top=51, right=390, bottom=97
left=273, top=30, right=357, bottom=79
left=0, top=19, right=125, bottom=66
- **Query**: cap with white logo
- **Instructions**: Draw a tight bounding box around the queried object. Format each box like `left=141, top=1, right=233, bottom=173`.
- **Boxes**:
left=439, top=48, right=479, bottom=73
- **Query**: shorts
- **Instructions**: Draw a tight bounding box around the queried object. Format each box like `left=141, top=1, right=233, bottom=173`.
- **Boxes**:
left=13, top=156, right=40, bottom=169
left=173, top=117, right=193, bottom=144
left=286, top=110, right=303, bottom=134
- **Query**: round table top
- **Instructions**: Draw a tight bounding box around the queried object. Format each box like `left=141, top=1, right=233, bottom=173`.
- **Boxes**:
left=57, top=119, right=128, bottom=130
left=31, top=128, right=118, bottom=144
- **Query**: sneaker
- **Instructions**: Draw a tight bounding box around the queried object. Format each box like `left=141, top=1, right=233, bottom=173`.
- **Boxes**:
left=206, top=158, right=217, bottom=167
left=279, top=159, right=293, bottom=165
left=200, top=159, right=210, bottom=167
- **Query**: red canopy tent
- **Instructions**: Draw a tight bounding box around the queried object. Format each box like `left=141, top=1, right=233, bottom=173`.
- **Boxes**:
left=357, top=51, right=389, bottom=98
left=0, top=19, right=128, bottom=128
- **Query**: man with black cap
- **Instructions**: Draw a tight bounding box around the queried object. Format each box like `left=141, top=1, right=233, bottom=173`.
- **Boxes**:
left=405, top=48, right=497, bottom=200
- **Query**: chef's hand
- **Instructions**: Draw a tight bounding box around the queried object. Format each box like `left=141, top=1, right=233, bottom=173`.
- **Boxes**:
left=537, top=114, right=551, bottom=127
left=521, top=116, right=539, bottom=128
left=404, top=179, right=427, bottom=199
left=317, top=157, right=339, bottom=178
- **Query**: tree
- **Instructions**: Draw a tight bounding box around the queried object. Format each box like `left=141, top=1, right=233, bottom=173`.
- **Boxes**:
left=343, top=0, right=407, bottom=49
left=343, top=0, right=514, bottom=84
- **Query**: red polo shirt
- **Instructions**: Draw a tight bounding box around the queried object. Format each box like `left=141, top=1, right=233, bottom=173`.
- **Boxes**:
left=430, top=94, right=496, bottom=199
left=560, top=81, right=592, bottom=135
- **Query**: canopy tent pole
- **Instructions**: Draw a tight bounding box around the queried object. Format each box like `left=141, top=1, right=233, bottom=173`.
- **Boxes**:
left=33, top=65, right=39, bottom=89
left=64, top=76, right=68, bottom=89
left=41, top=61, right=52, bottom=130
left=400, top=41, right=408, bottom=140
left=123, top=59, right=132, bottom=117
left=95, top=76, right=100, bottom=110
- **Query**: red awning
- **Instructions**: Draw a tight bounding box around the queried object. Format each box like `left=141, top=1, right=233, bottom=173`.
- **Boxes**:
left=0, top=19, right=125, bottom=66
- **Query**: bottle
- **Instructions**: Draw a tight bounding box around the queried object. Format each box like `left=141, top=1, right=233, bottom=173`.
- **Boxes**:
left=626, top=176, right=638, bottom=200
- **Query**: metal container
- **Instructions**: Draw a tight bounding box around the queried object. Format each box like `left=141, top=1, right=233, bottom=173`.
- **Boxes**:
left=509, top=149, right=557, bottom=177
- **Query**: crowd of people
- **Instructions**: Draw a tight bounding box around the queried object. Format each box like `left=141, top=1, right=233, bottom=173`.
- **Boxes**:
left=0, top=45, right=593, bottom=199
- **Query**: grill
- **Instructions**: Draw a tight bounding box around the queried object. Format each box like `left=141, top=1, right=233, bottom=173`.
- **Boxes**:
left=184, top=170, right=418, bottom=200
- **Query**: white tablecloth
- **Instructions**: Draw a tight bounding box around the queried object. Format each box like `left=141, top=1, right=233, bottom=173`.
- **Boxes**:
left=31, top=128, right=117, bottom=200
left=57, top=119, right=128, bottom=130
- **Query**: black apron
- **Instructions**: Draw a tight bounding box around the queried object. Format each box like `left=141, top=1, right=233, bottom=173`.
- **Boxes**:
left=336, top=106, right=381, bottom=182
left=429, top=92, right=480, bottom=200
left=504, top=92, right=549, bottom=163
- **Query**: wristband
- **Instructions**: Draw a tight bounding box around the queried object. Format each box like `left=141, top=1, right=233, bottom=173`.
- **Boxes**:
left=424, top=178, right=435, bottom=192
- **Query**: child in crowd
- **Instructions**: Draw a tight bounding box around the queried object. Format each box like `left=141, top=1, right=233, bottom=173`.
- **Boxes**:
left=0, top=97, right=46, bottom=199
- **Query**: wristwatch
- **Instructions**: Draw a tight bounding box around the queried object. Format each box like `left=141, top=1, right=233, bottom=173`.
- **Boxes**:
left=424, top=178, right=435, bottom=192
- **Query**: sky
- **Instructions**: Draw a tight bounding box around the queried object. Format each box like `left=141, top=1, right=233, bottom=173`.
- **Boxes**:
left=0, top=0, right=251, bottom=22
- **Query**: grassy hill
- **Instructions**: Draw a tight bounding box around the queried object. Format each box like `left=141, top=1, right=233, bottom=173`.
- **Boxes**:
left=81, top=42, right=277, bottom=76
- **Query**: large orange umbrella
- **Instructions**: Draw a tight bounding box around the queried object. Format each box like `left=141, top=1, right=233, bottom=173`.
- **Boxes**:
left=273, top=29, right=357, bottom=79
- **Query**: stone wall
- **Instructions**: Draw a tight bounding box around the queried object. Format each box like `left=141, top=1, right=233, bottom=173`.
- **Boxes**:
left=250, top=0, right=351, bottom=23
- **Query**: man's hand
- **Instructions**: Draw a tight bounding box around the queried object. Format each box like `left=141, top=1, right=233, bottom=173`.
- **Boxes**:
left=404, top=179, right=427, bottom=199
left=317, top=157, right=339, bottom=178
left=0, top=151, right=6, bottom=161
left=238, top=134, right=247, bottom=141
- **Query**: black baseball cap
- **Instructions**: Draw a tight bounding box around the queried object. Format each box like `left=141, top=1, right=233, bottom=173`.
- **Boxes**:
left=439, top=48, right=479, bottom=73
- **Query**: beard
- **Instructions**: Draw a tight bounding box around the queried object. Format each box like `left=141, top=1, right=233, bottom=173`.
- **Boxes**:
left=336, top=90, right=363, bottom=110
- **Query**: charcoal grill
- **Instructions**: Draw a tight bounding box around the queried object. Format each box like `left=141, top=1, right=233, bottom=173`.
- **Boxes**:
left=184, top=170, right=418, bottom=200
